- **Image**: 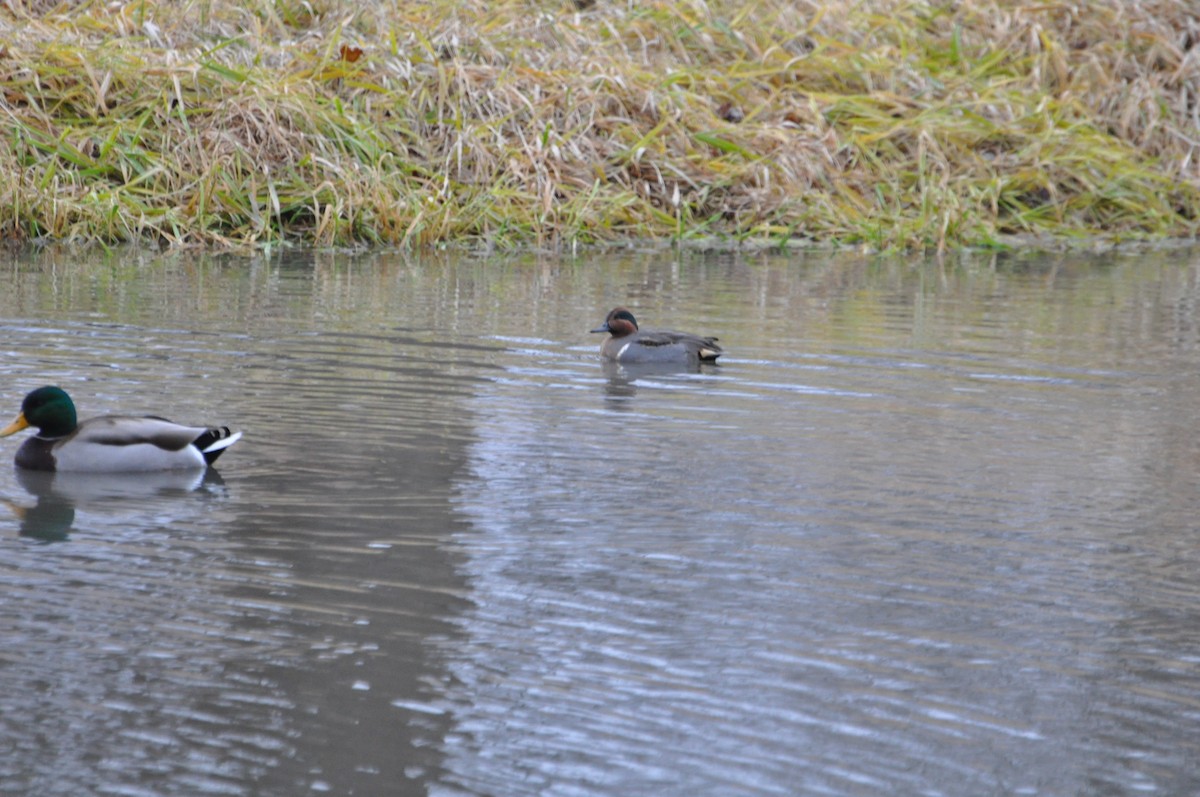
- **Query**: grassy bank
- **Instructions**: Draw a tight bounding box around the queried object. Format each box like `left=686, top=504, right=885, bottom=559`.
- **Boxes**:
left=1, top=0, right=1198, bottom=250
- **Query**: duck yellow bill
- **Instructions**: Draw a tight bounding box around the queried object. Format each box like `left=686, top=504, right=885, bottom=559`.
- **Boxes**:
left=0, top=413, right=30, bottom=437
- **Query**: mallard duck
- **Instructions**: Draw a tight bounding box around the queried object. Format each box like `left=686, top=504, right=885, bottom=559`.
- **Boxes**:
left=0, top=386, right=242, bottom=472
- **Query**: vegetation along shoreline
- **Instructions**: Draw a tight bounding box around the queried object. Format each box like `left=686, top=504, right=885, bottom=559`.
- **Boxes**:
left=1, top=0, right=1198, bottom=251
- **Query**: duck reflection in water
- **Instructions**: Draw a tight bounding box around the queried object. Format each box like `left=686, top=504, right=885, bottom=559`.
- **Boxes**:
left=600, top=359, right=723, bottom=404
left=2, top=468, right=218, bottom=542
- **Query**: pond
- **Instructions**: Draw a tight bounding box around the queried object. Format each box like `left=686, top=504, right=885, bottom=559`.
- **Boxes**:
left=2, top=246, right=1200, bottom=796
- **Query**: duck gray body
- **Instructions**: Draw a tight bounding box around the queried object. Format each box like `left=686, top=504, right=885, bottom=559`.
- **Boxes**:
left=2, top=386, right=242, bottom=473
left=591, top=307, right=722, bottom=365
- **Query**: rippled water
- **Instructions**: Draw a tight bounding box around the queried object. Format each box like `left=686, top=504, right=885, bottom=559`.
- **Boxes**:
left=2, top=247, right=1200, bottom=795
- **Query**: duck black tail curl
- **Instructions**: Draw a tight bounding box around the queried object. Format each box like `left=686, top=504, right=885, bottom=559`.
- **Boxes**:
left=194, top=427, right=243, bottom=464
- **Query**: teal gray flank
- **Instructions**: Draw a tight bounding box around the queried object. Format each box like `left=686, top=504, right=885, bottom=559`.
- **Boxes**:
left=590, top=307, right=723, bottom=365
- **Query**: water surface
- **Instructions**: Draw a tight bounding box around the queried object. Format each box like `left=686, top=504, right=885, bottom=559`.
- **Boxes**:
left=2, top=247, right=1199, bottom=795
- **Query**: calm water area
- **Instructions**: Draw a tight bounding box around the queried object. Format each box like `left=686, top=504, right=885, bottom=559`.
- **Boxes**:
left=2, top=246, right=1200, bottom=796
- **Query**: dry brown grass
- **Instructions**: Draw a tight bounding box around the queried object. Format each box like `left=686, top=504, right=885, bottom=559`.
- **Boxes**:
left=0, top=0, right=1198, bottom=249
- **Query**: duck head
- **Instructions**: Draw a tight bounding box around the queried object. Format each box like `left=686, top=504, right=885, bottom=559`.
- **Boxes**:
left=590, top=307, right=639, bottom=338
left=1, top=386, right=78, bottom=439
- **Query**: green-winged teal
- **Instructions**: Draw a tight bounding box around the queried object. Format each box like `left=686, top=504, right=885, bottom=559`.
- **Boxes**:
left=590, top=307, right=723, bottom=365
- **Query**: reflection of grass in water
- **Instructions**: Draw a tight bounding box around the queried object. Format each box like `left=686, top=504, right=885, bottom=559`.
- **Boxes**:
left=0, top=0, right=1197, bottom=249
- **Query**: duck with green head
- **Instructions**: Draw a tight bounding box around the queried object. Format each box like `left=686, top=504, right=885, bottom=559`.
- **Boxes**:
left=0, top=386, right=242, bottom=472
